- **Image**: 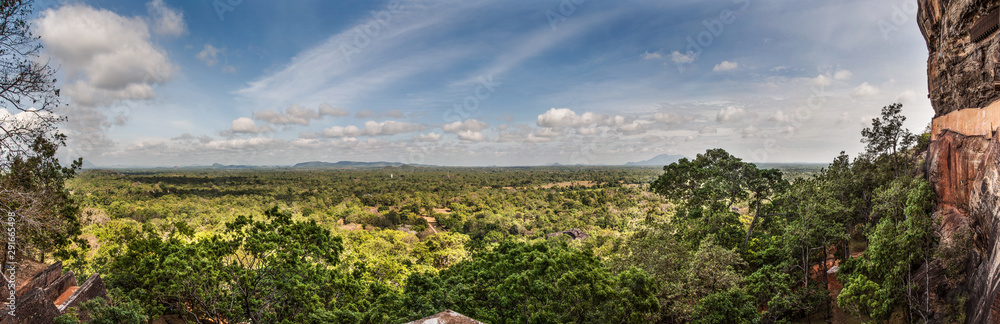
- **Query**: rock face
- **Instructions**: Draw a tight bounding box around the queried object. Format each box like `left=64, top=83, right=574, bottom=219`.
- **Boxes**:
left=919, top=1, right=1000, bottom=322
left=919, top=0, right=1000, bottom=117
left=0, top=262, right=107, bottom=324
left=546, top=228, right=590, bottom=240
left=406, top=310, right=484, bottom=324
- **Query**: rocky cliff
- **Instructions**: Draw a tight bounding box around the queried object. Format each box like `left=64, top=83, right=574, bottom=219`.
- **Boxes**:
left=918, top=0, right=1000, bottom=322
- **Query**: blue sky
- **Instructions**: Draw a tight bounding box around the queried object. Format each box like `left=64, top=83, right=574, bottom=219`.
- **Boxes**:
left=24, top=0, right=932, bottom=166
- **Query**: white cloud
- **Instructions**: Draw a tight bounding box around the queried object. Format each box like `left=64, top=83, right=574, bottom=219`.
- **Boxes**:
left=537, top=108, right=612, bottom=128
left=197, top=44, right=221, bottom=67
left=716, top=106, right=747, bottom=123
left=457, top=130, right=486, bottom=142
left=851, top=82, right=880, bottom=97
left=36, top=4, right=174, bottom=108
left=318, top=102, right=350, bottom=117
left=227, top=117, right=273, bottom=134
left=713, top=61, right=738, bottom=72
left=810, top=74, right=832, bottom=87
left=537, top=108, right=579, bottom=127
left=442, top=119, right=489, bottom=133
left=320, top=121, right=425, bottom=137
left=653, top=112, right=677, bottom=124
left=642, top=51, right=663, bottom=60
left=577, top=127, right=598, bottom=135
left=255, top=103, right=348, bottom=126
left=616, top=121, right=646, bottom=135
left=524, top=134, right=552, bottom=143
left=146, top=0, right=185, bottom=37
left=670, top=51, right=695, bottom=64
left=834, top=69, right=853, bottom=80
left=533, top=128, right=561, bottom=138
left=202, top=137, right=278, bottom=150
left=413, top=132, right=442, bottom=142
left=769, top=111, right=790, bottom=123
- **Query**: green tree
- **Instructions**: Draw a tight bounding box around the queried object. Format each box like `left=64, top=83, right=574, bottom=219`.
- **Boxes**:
left=0, top=0, right=79, bottom=263
left=105, top=207, right=367, bottom=323
left=650, top=148, right=788, bottom=250
left=397, top=241, right=659, bottom=323
left=837, top=177, right=935, bottom=322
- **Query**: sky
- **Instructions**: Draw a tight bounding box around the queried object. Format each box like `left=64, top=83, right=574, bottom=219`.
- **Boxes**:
left=15, top=0, right=932, bottom=167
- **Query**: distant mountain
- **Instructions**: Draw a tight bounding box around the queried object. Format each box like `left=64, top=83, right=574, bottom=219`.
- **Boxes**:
left=210, top=163, right=260, bottom=169
left=292, top=161, right=419, bottom=169
left=80, top=160, right=98, bottom=169
left=625, top=154, right=686, bottom=166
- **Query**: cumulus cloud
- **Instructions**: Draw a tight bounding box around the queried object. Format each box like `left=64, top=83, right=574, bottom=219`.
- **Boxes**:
left=716, top=106, right=747, bottom=123
left=320, top=121, right=425, bottom=137
left=36, top=3, right=179, bottom=157
left=226, top=117, right=274, bottom=134
left=202, top=137, right=278, bottom=150
left=457, top=130, right=486, bottom=142
left=769, top=111, right=790, bottom=123
left=577, top=127, right=598, bottom=135
left=851, top=82, right=880, bottom=97
left=810, top=74, right=832, bottom=87
left=146, top=0, right=185, bottom=37
left=36, top=4, right=174, bottom=108
left=442, top=119, right=489, bottom=133
left=713, top=61, right=738, bottom=72
left=537, top=108, right=579, bottom=127
left=254, top=103, right=348, bottom=126
left=197, top=44, right=221, bottom=67
left=616, top=121, right=646, bottom=135
left=537, top=108, right=613, bottom=128
left=653, top=112, right=678, bottom=124
left=413, top=132, right=442, bottom=142
left=318, top=102, right=350, bottom=117
left=536, top=108, right=644, bottom=136
left=524, top=133, right=553, bottom=143
left=533, top=128, right=561, bottom=138
left=834, top=69, right=853, bottom=80
left=670, top=51, right=695, bottom=64
left=642, top=51, right=663, bottom=60
left=171, top=133, right=212, bottom=144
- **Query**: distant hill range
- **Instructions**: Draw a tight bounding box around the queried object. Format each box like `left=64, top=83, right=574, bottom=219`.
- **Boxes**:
left=292, top=161, right=419, bottom=169
left=624, top=154, right=686, bottom=166
left=80, top=160, right=98, bottom=169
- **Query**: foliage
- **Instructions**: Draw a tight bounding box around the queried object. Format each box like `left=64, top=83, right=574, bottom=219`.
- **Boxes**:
left=54, top=297, right=148, bottom=324
left=650, top=148, right=788, bottom=250
left=393, top=240, right=659, bottom=323
left=44, top=102, right=952, bottom=323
